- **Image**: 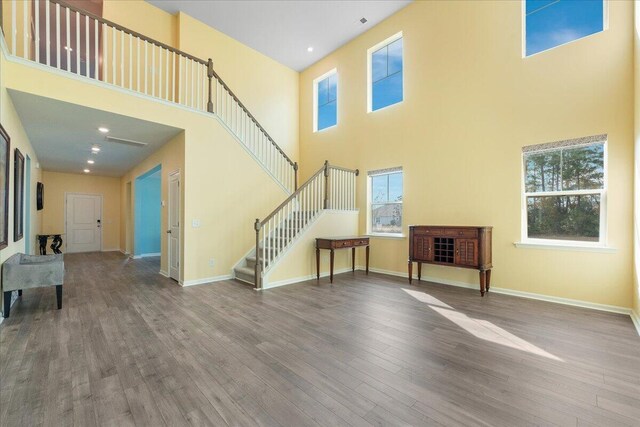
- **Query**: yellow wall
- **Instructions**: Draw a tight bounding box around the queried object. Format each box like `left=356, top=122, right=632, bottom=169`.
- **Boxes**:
left=634, top=0, right=640, bottom=317
left=299, top=1, right=634, bottom=308
left=103, top=0, right=178, bottom=48
left=40, top=171, right=121, bottom=251
left=266, top=211, right=359, bottom=287
left=0, top=46, right=42, bottom=314
left=120, top=131, right=184, bottom=277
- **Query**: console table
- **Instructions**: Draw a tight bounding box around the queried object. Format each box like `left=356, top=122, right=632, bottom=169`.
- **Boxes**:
left=316, top=236, right=370, bottom=283
left=408, top=226, right=493, bottom=296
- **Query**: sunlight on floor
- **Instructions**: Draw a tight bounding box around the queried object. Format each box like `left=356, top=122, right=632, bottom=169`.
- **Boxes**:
left=402, top=288, right=563, bottom=361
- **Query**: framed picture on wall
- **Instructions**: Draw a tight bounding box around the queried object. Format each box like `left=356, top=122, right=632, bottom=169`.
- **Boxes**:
left=0, top=125, right=9, bottom=250
left=14, top=148, right=24, bottom=242
left=37, top=182, right=44, bottom=211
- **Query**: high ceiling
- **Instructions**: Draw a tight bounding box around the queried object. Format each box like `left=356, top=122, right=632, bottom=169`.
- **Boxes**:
left=147, top=0, right=412, bottom=71
left=9, top=90, right=182, bottom=177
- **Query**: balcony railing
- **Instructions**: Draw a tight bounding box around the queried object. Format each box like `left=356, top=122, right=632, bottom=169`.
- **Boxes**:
left=0, top=0, right=297, bottom=192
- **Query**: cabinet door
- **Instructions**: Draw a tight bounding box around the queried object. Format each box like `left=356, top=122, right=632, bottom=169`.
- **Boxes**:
left=455, top=239, right=478, bottom=266
left=413, top=236, right=433, bottom=261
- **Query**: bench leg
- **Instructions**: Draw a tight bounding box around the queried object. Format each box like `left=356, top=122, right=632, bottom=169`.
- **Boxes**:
left=3, top=291, right=11, bottom=318
left=56, top=285, right=62, bottom=310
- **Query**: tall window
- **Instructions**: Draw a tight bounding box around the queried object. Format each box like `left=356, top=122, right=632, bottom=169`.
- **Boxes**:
left=313, top=69, right=337, bottom=132
left=522, top=135, right=606, bottom=244
left=369, top=168, right=403, bottom=235
left=524, top=0, right=606, bottom=57
left=368, top=32, right=403, bottom=112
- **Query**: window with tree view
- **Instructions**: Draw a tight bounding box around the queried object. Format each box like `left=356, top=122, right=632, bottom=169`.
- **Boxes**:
left=370, top=169, right=403, bottom=235
left=523, top=136, right=606, bottom=243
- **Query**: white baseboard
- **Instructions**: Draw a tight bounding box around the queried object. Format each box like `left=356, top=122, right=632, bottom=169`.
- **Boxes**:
left=102, top=248, right=121, bottom=252
left=119, top=249, right=131, bottom=255
left=631, top=310, right=640, bottom=336
left=159, top=270, right=169, bottom=278
left=181, top=274, right=233, bottom=287
left=263, top=267, right=355, bottom=290
left=132, top=252, right=161, bottom=259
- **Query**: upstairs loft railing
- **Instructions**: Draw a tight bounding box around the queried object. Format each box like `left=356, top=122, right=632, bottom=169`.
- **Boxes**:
left=253, top=161, right=359, bottom=289
left=0, top=0, right=297, bottom=192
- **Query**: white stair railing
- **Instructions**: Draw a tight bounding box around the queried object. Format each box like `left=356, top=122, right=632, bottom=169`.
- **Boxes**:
left=0, top=0, right=297, bottom=192
left=253, top=161, right=359, bottom=288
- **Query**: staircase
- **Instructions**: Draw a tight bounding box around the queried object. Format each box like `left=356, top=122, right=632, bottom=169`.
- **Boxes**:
left=234, top=161, right=359, bottom=288
left=0, top=0, right=297, bottom=193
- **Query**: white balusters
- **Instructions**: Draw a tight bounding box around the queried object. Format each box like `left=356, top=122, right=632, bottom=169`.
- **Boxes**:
left=35, top=0, right=40, bottom=63
left=55, top=3, right=60, bottom=68
left=11, top=0, right=16, bottom=55
left=76, top=11, right=80, bottom=74
left=22, top=0, right=27, bottom=59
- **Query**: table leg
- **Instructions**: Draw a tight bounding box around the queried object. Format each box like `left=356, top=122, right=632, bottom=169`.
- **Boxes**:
left=479, top=270, right=486, bottom=296
left=316, top=248, right=320, bottom=281
left=408, top=260, right=412, bottom=284
left=486, top=269, right=491, bottom=292
left=329, top=249, right=335, bottom=283
left=417, top=262, right=422, bottom=281
left=365, top=245, right=370, bottom=275
left=352, top=247, right=356, bottom=272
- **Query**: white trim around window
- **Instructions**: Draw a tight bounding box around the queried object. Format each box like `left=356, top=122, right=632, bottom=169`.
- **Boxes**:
left=367, top=31, right=403, bottom=113
left=367, top=167, right=403, bottom=237
left=312, top=68, right=337, bottom=132
left=519, top=137, right=609, bottom=250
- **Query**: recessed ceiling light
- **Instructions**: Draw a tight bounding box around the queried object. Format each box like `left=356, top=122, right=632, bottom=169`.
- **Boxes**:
left=87, top=159, right=95, bottom=164
left=307, top=46, right=313, bottom=52
left=83, top=169, right=90, bottom=173
left=98, top=127, right=109, bottom=133
left=91, top=146, right=101, bottom=153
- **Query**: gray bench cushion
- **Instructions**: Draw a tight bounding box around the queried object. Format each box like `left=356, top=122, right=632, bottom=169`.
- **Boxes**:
left=2, top=253, right=64, bottom=292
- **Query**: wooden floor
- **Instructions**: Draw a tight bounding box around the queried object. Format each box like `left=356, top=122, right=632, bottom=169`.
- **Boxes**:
left=1, top=252, right=639, bottom=427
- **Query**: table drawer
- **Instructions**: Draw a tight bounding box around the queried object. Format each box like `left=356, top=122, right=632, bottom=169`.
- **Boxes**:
left=413, top=227, right=443, bottom=236
left=353, top=239, right=369, bottom=246
left=332, top=240, right=353, bottom=248
left=444, top=228, right=478, bottom=238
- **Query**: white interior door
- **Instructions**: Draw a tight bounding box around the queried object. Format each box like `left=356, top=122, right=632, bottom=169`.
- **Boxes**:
left=168, top=172, right=180, bottom=281
left=66, top=193, right=102, bottom=253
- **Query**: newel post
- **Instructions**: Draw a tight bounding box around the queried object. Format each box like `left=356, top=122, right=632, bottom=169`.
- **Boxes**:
left=207, top=58, right=214, bottom=113
left=323, top=160, right=330, bottom=209
left=294, top=162, right=299, bottom=191
left=254, top=218, right=261, bottom=289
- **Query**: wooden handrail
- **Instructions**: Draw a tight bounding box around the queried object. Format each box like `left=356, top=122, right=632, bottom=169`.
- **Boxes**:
left=259, top=163, right=326, bottom=227
left=328, top=164, right=360, bottom=175
left=50, top=0, right=208, bottom=65
left=1, top=0, right=296, bottom=171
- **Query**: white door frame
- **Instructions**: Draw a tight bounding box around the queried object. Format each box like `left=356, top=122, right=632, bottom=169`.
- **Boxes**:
left=168, top=170, right=181, bottom=282
left=64, top=192, right=104, bottom=252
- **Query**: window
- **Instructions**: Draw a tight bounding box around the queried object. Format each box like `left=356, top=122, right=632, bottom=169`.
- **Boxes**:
left=368, top=168, right=403, bottom=235
left=368, top=32, right=403, bottom=112
left=522, top=135, right=606, bottom=245
left=524, top=0, right=606, bottom=57
left=313, top=69, right=337, bottom=132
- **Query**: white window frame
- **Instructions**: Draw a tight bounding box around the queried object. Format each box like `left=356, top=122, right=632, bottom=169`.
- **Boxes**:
left=520, top=138, right=608, bottom=248
left=522, top=0, right=609, bottom=58
left=313, top=68, right=338, bottom=132
left=367, top=31, right=404, bottom=113
left=367, top=167, right=404, bottom=237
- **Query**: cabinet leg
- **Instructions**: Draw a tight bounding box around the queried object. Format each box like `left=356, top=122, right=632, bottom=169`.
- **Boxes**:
left=316, top=248, right=320, bottom=281
left=408, top=260, right=412, bottom=284
left=486, top=269, right=491, bottom=292
left=329, top=249, right=335, bottom=284
left=479, top=271, right=486, bottom=296
left=417, top=262, right=422, bottom=281
left=352, top=247, right=356, bottom=272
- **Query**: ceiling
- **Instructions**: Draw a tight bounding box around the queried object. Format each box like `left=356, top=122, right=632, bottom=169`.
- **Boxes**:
left=8, top=90, right=182, bottom=177
left=147, top=0, right=412, bottom=71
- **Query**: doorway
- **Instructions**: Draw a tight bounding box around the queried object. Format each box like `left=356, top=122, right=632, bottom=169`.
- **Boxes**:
left=65, top=193, right=102, bottom=253
left=134, top=165, right=161, bottom=258
left=168, top=170, right=180, bottom=281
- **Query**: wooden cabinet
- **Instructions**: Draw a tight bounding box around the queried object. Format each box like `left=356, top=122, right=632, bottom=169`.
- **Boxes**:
left=408, top=226, right=493, bottom=296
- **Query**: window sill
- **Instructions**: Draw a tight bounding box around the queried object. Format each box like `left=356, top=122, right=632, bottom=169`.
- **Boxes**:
left=513, top=241, right=616, bottom=253
left=368, top=233, right=406, bottom=240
